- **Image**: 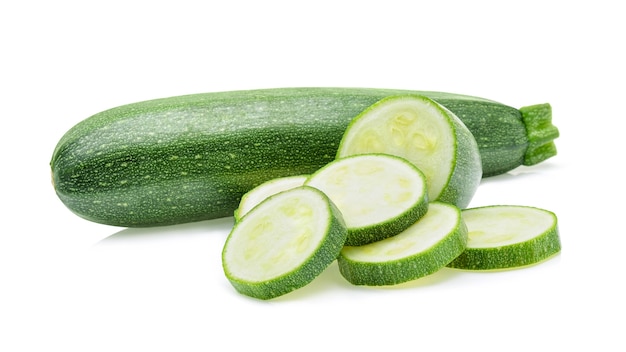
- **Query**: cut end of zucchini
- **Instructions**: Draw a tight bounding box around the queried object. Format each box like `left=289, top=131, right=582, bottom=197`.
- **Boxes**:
left=519, top=103, right=559, bottom=166
left=337, top=95, right=455, bottom=201
left=305, top=154, right=429, bottom=246
left=338, top=202, right=467, bottom=286
left=447, top=205, right=561, bottom=271
left=337, top=95, right=482, bottom=209
left=222, top=186, right=347, bottom=300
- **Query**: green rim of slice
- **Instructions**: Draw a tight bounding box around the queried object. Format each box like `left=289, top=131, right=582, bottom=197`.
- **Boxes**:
left=338, top=202, right=467, bottom=286
left=336, top=94, right=482, bottom=209
left=447, top=205, right=561, bottom=270
left=222, top=186, right=347, bottom=300
left=305, top=153, right=429, bottom=246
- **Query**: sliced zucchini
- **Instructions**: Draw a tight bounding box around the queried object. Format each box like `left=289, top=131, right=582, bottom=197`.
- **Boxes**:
left=305, top=154, right=429, bottom=246
left=337, top=95, right=482, bottom=209
left=234, top=175, right=308, bottom=221
left=447, top=205, right=561, bottom=270
left=222, top=186, right=347, bottom=300
left=337, top=202, right=467, bottom=286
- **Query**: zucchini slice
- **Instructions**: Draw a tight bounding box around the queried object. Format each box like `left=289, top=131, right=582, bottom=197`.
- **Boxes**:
left=222, top=186, right=347, bottom=300
left=337, top=202, right=467, bottom=286
left=337, top=95, right=482, bottom=209
left=447, top=205, right=561, bottom=270
left=234, top=175, right=308, bottom=221
left=305, top=154, right=429, bottom=246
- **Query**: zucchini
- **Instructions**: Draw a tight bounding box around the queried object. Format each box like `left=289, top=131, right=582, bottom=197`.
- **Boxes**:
left=234, top=175, right=308, bottom=221
left=338, top=202, right=467, bottom=286
left=222, top=186, right=347, bottom=300
left=337, top=95, right=481, bottom=209
left=447, top=205, right=561, bottom=270
left=304, top=154, right=429, bottom=246
left=50, top=87, right=558, bottom=227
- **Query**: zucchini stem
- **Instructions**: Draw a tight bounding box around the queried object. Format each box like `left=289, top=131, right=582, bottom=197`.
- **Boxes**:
left=519, top=103, right=559, bottom=166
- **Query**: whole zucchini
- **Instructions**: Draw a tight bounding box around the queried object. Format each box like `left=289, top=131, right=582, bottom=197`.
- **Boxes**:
left=50, top=87, right=558, bottom=227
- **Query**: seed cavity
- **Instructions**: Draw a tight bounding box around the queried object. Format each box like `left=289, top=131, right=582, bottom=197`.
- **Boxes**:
left=397, top=177, right=412, bottom=188
left=291, top=229, right=313, bottom=253
left=385, top=241, right=416, bottom=256
left=390, top=125, right=405, bottom=147
left=329, top=166, right=349, bottom=186
left=248, top=219, right=274, bottom=240
left=355, top=163, right=383, bottom=176
left=357, top=130, right=384, bottom=152
left=385, top=191, right=412, bottom=204
left=393, top=113, right=417, bottom=126
left=244, top=245, right=260, bottom=261
left=411, top=132, right=437, bottom=151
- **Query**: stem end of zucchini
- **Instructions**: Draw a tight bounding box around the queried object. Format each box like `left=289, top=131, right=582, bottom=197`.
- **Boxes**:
left=520, top=103, right=559, bottom=166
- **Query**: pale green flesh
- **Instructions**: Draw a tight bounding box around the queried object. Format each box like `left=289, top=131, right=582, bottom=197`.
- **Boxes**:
left=305, top=154, right=426, bottom=229
left=223, top=188, right=330, bottom=282
left=341, top=203, right=458, bottom=262
left=235, top=175, right=308, bottom=220
left=338, top=96, right=455, bottom=202
left=463, top=206, right=555, bottom=248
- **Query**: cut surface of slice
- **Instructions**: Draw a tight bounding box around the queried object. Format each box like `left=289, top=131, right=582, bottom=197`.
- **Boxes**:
left=305, top=154, right=429, bottom=246
left=447, top=205, right=561, bottom=270
left=337, top=95, right=482, bottom=208
left=222, top=186, right=347, bottom=300
left=234, top=175, right=308, bottom=221
left=338, top=202, right=467, bottom=286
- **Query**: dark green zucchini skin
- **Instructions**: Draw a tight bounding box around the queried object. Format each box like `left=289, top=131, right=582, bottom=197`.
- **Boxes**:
left=51, top=88, right=556, bottom=227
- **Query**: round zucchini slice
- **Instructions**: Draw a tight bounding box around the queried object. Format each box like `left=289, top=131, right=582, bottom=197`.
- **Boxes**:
left=305, top=154, right=429, bottom=246
left=338, top=202, right=467, bottom=286
left=222, top=186, right=347, bottom=300
left=447, top=205, right=561, bottom=270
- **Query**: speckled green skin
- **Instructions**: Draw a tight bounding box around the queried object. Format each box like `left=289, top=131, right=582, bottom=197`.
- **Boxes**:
left=438, top=100, right=527, bottom=177
left=337, top=202, right=468, bottom=286
left=51, top=88, right=555, bottom=227
left=446, top=206, right=561, bottom=270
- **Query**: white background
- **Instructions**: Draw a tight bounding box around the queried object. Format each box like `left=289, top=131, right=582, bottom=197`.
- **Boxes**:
left=2, top=1, right=624, bottom=351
